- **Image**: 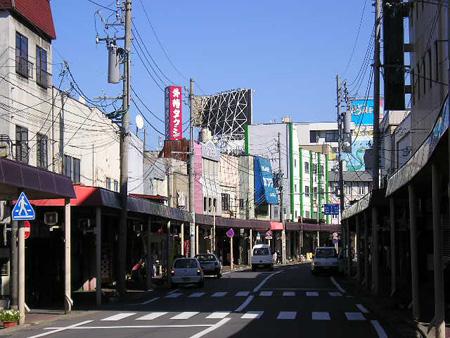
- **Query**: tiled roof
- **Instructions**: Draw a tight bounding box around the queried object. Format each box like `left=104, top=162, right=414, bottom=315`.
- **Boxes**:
left=0, top=0, right=56, bottom=40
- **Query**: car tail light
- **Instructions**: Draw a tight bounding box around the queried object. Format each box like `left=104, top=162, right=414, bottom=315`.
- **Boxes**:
left=170, top=270, right=175, bottom=276
left=197, top=269, right=201, bottom=275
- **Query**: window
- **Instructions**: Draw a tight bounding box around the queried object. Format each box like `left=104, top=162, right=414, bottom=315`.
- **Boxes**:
left=313, top=164, right=317, bottom=174
left=417, top=63, right=420, bottom=100
left=309, top=131, right=318, bottom=143
left=114, top=180, right=119, bottom=192
left=358, top=183, right=366, bottom=195
left=16, top=32, right=30, bottom=78
left=294, top=184, right=297, bottom=193
left=36, top=133, right=48, bottom=168
left=106, top=177, right=112, bottom=190
left=213, top=198, right=217, bottom=211
left=239, top=199, right=244, bottom=209
left=325, top=130, right=339, bottom=142
left=221, top=193, right=230, bottom=211
left=320, top=165, right=324, bottom=176
left=304, top=162, right=309, bottom=173
left=313, top=187, right=318, bottom=197
left=208, top=197, right=212, bottom=212
left=203, top=197, right=207, bottom=212
left=36, top=46, right=49, bottom=88
left=305, top=186, right=310, bottom=197
left=305, top=211, right=310, bottom=218
left=64, top=155, right=81, bottom=183
left=15, top=125, right=28, bottom=163
left=294, top=159, right=297, bottom=168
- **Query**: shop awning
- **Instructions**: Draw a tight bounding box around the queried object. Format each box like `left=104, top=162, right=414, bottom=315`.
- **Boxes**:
left=0, top=157, right=75, bottom=200
left=285, top=222, right=340, bottom=233
left=195, top=213, right=270, bottom=231
left=270, top=221, right=283, bottom=231
left=31, top=185, right=192, bottom=222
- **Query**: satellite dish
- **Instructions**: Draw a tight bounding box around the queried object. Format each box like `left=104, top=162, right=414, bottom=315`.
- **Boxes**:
left=135, top=114, right=144, bottom=129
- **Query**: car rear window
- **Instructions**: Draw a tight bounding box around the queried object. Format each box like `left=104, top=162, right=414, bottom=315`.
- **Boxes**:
left=315, top=248, right=337, bottom=258
left=195, top=254, right=216, bottom=262
left=253, top=248, right=270, bottom=256
left=174, top=259, right=198, bottom=268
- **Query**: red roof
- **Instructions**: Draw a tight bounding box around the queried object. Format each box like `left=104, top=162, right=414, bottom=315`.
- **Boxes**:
left=0, top=0, right=56, bottom=40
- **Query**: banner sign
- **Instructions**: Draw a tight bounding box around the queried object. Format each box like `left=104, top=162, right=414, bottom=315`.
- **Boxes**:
left=254, top=156, right=278, bottom=205
left=165, top=86, right=183, bottom=140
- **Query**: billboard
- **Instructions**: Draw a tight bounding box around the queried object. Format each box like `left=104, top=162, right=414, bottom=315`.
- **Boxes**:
left=165, top=86, right=183, bottom=140
left=254, top=156, right=278, bottom=205
left=350, top=98, right=384, bottom=126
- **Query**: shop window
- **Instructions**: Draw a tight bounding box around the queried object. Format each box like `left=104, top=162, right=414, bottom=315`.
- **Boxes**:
left=221, top=193, right=230, bottom=211
left=36, top=133, right=48, bottom=169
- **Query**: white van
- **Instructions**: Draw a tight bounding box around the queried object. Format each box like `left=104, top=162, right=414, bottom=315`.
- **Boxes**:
left=251, top=244, right=273, bottom=271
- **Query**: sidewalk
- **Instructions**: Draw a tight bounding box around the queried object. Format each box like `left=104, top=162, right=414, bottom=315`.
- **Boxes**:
left=336, top=276, right=449, bottom=338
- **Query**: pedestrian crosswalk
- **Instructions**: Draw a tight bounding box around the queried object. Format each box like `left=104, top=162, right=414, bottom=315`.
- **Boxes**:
left=98, top=311, right=367, bottom=322
left=163, top=290, right=344, bottom=299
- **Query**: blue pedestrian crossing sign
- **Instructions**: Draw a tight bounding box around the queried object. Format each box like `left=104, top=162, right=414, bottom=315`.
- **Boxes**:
left=12, top=192, right=35, bottom=221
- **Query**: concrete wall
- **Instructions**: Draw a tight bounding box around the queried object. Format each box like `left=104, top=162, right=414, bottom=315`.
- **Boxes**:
left=219, top=154, right=240, bottom=218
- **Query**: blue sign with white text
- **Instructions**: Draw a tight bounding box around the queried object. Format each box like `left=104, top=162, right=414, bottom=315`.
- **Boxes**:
left=254, top=156, right=278, bottom=205
left=324, top=204, right=340, bottom=216
left=12, top=192, right=35, bottom=221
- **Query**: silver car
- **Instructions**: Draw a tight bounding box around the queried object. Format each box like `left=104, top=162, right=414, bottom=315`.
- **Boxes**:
left=195, top=254, right=222, bottom=278
left=170, top=258, right=204, bottom=288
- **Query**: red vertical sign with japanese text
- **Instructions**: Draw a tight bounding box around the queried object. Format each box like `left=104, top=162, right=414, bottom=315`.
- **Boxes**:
left=165, top=86, right=183, bottom=140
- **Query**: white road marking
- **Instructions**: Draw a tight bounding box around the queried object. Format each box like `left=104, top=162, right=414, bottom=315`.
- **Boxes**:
left=241, top=311, right=263, bottom=319
left=356, top=304, right=369, bottom=313
left=234, top=295, right=255, bottom=312
left=253, top=271, right=281, bottom=292
left=306, top=291, right=319, bottom=297
left=235, top=291, right=250, bottom=297
left=136, top=312, right=167, bottom=321
left=277, top=311, right=297, bottom=320
left=167, top=288, right=179, bottom=295
left=140, top=297, right=159, bottom=305
left=171, top=312, right=199, bottom=320
left=165, top=292, right=182, bottom=298
left=259, top=291, right=273, bottom=297
left=29, top=320, right=93, bottom=338
left=101, top=313, right=136, bottom=321
left=211, top=292, right=227, bottom=297
left=44, top=324, right=211, bottom=330
left=312, top=312, right=330, bottom=320
left=330, top=276, right=346, bottom=293
left=206, top=312, right=230, bottom=319
left=189, top=318, right=231, bottom=338
left=283, top=291, right=295, bottom=297
left=189, top=292, right=205, bottom=298
left=328, top=291, right=342, bottom=297
left=345, top=312, right=366, bottom=321
left=371, top=320, right=388, bottom=338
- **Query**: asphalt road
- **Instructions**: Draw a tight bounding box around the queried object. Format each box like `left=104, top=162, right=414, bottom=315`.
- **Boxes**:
left=5, top=264, right=389, bottom=338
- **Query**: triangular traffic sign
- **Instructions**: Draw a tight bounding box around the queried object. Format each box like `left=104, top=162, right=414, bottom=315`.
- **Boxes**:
left=12, top=192, right=35, bottom=221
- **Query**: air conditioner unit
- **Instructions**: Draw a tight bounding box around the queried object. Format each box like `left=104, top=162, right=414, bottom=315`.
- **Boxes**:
left=44, top=212, right=58, bottom=226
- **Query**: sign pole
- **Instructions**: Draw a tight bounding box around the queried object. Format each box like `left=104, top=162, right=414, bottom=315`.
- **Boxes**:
left=18, top=221, right=25, bottom=325
left=230, top=236, right=234, bottom=271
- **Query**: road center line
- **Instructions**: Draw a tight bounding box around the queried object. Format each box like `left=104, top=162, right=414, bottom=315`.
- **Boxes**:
left=189, top=318, right=231, bottom=338
left=330, top=276, right=346, bottom=293
left=370, top=320, right=388, bottom=338
left=253, top=271, right=281, bottom=293
left=29, top=320, right=93, bottom=338
left=234, top=295, right=254, bottom=312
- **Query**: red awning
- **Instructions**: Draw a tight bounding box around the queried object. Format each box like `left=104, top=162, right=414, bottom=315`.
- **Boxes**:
left=270, top=221, right=283, bottom=231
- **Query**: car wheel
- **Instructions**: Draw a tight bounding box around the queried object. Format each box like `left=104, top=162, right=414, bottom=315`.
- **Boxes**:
left=251, top=265, right=256, bottom=272
left=198, top=280, right=204, bottom=288
left=216, top=273, right=222, bottom=279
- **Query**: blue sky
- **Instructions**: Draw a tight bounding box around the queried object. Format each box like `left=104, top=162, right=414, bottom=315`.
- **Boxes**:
left=51, top=0, right=373, bottom=148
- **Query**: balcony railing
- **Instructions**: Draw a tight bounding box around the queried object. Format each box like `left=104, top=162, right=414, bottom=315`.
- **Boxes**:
left=36, top=68, right=52, bottom=89
left=15, top=55, right=33, bottom=79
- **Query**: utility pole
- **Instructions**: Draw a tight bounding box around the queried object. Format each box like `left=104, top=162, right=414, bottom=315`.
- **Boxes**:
left=189, top=79, right=196, bottom=258
left=166, top=162, right=172, bottom=282
left=277, top=132, right=286, bottom=264
left=336, top=75, right=345, bottom=252
left=118, top=0, right=132, bottom=295
left=371, top=0, right=382, bottom=295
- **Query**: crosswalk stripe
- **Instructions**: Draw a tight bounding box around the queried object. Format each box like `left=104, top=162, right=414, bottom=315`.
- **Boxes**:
left=235, top=291, right=250, bottom=297
left=356, top=304, right=369, bottom=313
left=312, top=312, right=330, bottom=320
left=170, top=312, right=199, bottom=320
left=277, top=311, right=297, bottom=320
left=241, top=311, right=263, bottom=319
left=165, top=293, right=182, bottom=298
left=259, top=291, right=273, bottom=297
left=189, top=292, right=205, bottom=298
left=211, top=292, right=227, bottom=298
left=306, top=291, right=319, bottom=297
left=329, top=291, right=343, bottom=297
left=136, top=312, right=167, bottom=321
left=206, top=312, right=230, bottom=319
left=345, top=312, right=366, bottom=321
left=283, top=291, right=295, bottom=297
left=101, top=313, right=136, bottom=321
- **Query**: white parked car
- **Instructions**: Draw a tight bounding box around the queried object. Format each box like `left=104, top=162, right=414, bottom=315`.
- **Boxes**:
left=195, top=254, right=222, bottom=278
left=170, top=258, right=204, bottom=288
left=311, top=247, right=339, bottom=274
left=251, top=244, right=273, bottom=271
